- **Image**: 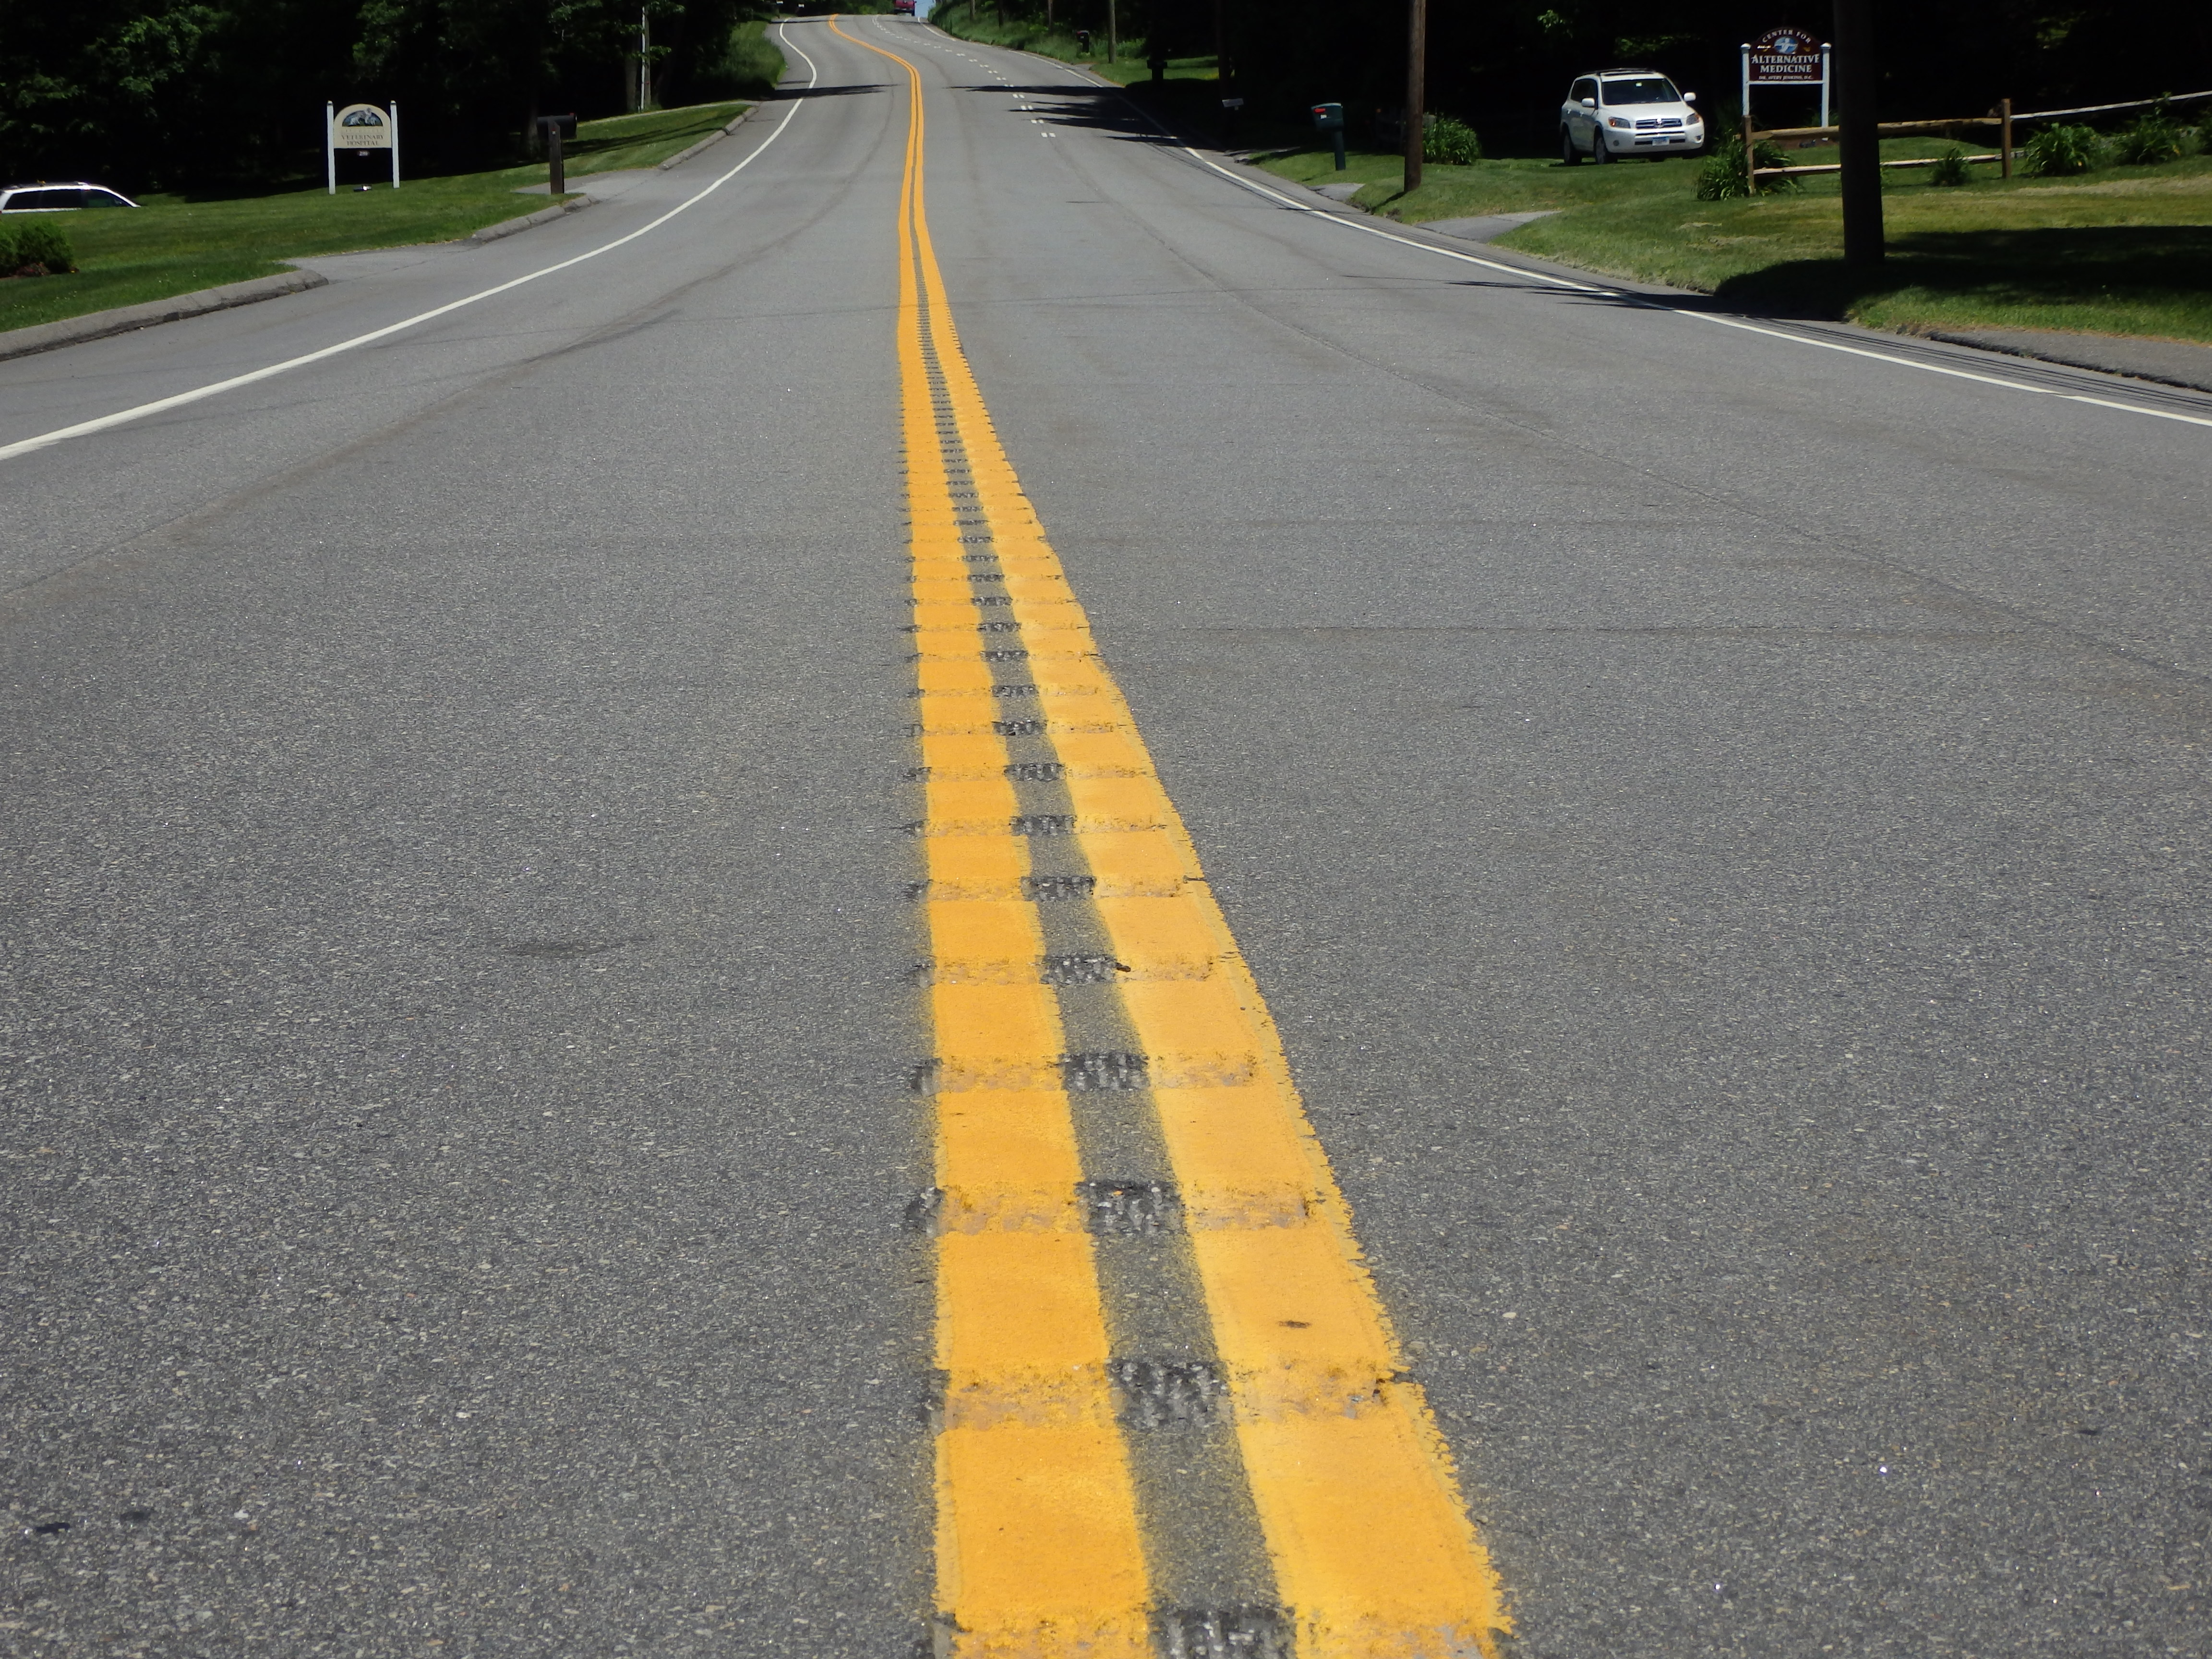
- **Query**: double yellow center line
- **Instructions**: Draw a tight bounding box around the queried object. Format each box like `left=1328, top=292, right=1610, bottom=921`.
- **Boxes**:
left=832, top=19, right=1508, bottom=1654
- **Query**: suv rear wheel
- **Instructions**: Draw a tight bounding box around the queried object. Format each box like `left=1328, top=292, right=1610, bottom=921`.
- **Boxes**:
left=1561, top=127, right=1581, bottom=166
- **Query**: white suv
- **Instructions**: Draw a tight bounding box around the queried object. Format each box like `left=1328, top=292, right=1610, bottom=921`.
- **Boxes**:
left=1560, top=71, right=1703, bottom=163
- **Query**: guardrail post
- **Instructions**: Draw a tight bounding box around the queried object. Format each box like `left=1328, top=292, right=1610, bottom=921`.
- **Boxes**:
left=1744, top=117, right=1758, bottom=195
left=1999, top=96, right=2013, bottom=179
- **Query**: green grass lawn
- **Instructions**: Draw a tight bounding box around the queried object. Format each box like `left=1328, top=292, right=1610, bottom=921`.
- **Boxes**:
left=0, top=100, right=753, bottom=337
left=1261, top=144, right=2212, bottom=344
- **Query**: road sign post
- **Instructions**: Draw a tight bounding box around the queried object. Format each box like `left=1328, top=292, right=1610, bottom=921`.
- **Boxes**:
left=1743, top=26, right=1829, bottom=121
left=1742, top=27, right=1830, bottom=199
left=330, top=102, right=398, bottom=191
left=538, top=115, right=578, bottom=197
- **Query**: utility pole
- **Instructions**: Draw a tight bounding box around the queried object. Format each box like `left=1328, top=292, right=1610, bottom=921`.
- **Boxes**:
left=1214, top=0, right=1235, bottom=141
left=1833, top=0, right=1882, bottom=264
left=1107, top=0, right=1118, bottom=63
left=1404, top=0, right=1426, bottom=192
left=637, top=7, right=650, bottom=112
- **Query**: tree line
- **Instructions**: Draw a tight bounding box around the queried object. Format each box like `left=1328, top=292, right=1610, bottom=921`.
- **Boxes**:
left=973, top=0, right=2205, bottom=154
left=3, top=0, right=2201, bottom=189
left=0, top=0, right=782, bottom=190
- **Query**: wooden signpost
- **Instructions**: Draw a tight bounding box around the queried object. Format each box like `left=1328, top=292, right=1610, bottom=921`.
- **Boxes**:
left=1740, top=27, right=1829, bottom=197
left=327, top=102, right=399, bottom=194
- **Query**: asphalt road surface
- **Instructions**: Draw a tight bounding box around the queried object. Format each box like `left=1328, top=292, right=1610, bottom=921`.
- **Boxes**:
left=4, top=17, right=2209, bottom=1659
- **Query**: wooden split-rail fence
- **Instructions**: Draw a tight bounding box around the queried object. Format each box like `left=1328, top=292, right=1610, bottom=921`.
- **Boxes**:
left=1743, top=85, right=2212, bottom=193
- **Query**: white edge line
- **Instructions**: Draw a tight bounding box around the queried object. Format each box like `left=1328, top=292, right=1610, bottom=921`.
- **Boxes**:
left=0, top=25, right=823, bottom=467
left=1671, top=309, right=2212, bottom=427
left=1162, top=127, right=2212, bottom=433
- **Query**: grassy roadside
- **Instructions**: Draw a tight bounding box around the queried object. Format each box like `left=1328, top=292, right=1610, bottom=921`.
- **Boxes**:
left=1259, top=143, right=2212, bottom=343
left=0, top=99, right=754, bottom=337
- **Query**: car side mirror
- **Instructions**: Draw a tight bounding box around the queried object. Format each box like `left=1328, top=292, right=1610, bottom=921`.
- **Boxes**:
left=1683, top=91, right=1698, bottom=103
left=1580, top=97, right=1596, bottom=108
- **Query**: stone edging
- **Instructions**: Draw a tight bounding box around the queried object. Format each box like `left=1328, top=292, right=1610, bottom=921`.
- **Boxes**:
left=1924, top=329, right=2212, bottom=396
left=656, top=104, right=758, bottom=171
left=0, top=269, right=329, bottom=364
left=0, top=178, right=627, bottom=363
left=469, top=192, right=599, bottom=244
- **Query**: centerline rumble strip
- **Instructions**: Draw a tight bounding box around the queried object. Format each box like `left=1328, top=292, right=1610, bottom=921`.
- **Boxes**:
left=830, top=17, right=1509, bottom=1656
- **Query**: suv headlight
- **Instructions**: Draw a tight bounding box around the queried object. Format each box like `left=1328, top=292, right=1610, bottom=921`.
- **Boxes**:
left=1607, top=117, right=1630, bottom=129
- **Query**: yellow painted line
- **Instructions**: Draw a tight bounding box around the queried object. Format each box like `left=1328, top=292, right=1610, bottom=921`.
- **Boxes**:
left=840, top=17, right=1152, bottom=1655
left=840, top=15, right=1510, bottom=1655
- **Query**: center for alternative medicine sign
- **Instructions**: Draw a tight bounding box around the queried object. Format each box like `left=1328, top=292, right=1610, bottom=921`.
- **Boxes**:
left=1749, top=27, right=1825, bottom=85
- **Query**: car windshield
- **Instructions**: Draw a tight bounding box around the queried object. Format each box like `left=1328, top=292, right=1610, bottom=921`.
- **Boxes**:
left=1601, top=76, right=1680, bottom=106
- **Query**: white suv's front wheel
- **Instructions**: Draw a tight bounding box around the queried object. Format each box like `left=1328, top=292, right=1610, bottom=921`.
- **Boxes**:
left=1591, top=130, right=1613, bottom=163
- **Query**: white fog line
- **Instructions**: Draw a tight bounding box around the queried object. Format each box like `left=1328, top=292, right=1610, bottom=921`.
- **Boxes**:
left=1669, top=309, right=2212, bottom=426
left=1179, top=151, right=2212, bottom=431
left=893, top=23, right=2209, bottom=433
left=0, top=25, right=822, bottom=467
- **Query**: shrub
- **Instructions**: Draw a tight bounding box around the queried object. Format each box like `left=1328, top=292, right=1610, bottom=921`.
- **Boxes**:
left=2023, top=122, right=2099, bottom=176
left=1422, top=113, right=1482, bottom=166
left=1695, top=133, right=1797, bottom=200
left=2112, top=98, right=2183, bottom=166
left=0, top=217, right=76, bottom=276
left=1928, top=144, right=1972, bottom=186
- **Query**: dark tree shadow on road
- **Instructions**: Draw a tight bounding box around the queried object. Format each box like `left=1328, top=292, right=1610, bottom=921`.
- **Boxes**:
left=761, top=82, right=891, bottom=99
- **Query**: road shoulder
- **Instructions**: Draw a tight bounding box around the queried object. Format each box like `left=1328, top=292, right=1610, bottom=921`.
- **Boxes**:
left=0, top=270, right=330, bottom=364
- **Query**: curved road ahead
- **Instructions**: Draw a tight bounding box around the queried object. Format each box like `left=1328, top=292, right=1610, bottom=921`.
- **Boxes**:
left=4, top=17, right=2209, bottom=1658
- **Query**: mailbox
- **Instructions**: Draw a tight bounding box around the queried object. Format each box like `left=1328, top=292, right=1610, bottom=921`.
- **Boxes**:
left=1311, top=102, right=1347, bottom=170
left=537, top=113, right=577, bottom=196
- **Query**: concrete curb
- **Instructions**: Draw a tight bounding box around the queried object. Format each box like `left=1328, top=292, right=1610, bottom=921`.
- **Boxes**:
left=0, top=269, right=329, bottom=364
left=470, top=192, right=598, bottom=244
left=1003, top=36, right=2212, bottom=403
left=1924, top=329, right=2212, bottom=396
left=0, top=178, right=617, bottom=364
left=655, top=104, right=757, bottom=171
